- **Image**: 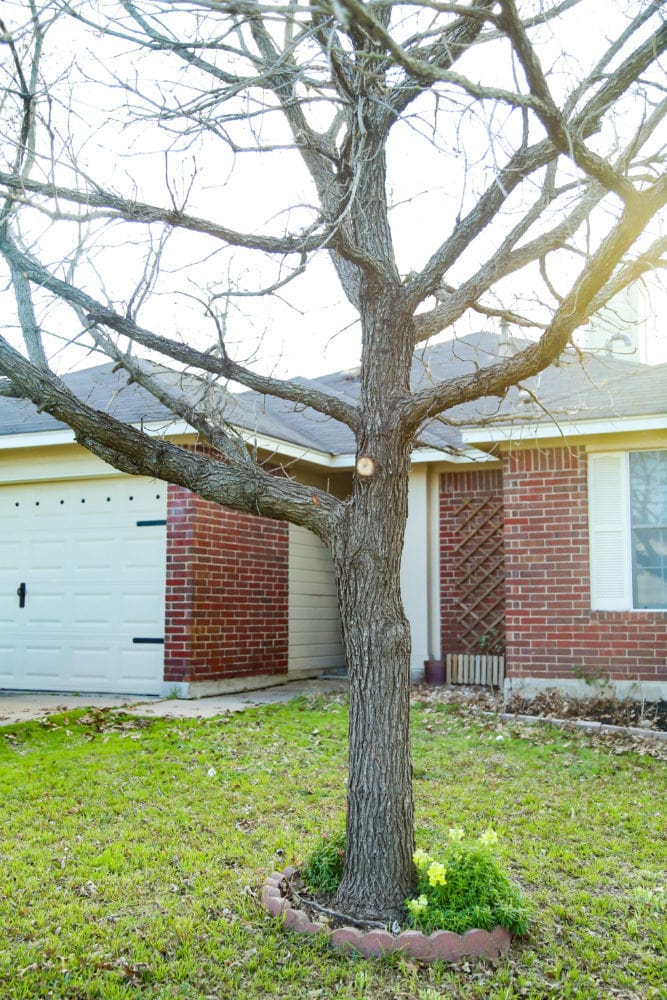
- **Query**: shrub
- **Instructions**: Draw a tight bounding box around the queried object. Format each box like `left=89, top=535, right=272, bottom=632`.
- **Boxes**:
left=301, top=826, right=530, bottom=937
left=301, top=830, right=346, bottom=897
left=407, top=829, right=530, bottom=936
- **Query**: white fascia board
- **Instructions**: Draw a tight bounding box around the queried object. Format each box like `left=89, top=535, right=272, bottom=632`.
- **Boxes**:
left=409, top=446, right=493, bottom=465
left=0, top=421, right=491, bottom=469
left=461, top=413, right=667, bottom=446
left=0, top=427, right=78, bottom=450
left=234, top=427, right=353, bottom=468
left=0, top=418, right=353, bottom=469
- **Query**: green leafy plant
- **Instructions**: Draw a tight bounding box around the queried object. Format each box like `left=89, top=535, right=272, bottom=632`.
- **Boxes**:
left=407, top=829, right=530, bottom=936
left=302, top=826, right=529, bottom=938
left=301, top=829, right=346, bottom=897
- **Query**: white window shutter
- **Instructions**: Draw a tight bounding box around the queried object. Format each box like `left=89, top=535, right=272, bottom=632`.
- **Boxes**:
left=588, top=453, right=631, bottom=610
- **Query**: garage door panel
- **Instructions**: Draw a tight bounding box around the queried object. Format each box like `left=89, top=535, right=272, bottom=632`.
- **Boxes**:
left=70, top=592, right=118, bottom=626
left=68, top=642, right=125, bottom=685
left=0, top=645, right=16, bottom=682
left=119, top=592, right=165, bottom=628
left=0, top=539, right=21, bottom=566
left=121, top=537, right=166, bottom=571
left=72, top=539, right=118, bottom=571
left=117, top=646, right=165, bottom=686
left=24, top=594, right=67, bottom=625
left=21, top=641, right=63, bottom=681
left=27, top=539, right=69, bottom=570
left=288, top=524, right=344, bottom=674
left=0, top=478, right=167, bottom=694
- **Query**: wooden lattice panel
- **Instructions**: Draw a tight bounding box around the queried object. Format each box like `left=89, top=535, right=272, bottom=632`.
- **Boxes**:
left=453, top=495, right=505, bottom=654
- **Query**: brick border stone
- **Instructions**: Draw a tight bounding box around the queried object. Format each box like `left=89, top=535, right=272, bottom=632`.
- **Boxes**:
left=261, top=867, right=512, bottom=962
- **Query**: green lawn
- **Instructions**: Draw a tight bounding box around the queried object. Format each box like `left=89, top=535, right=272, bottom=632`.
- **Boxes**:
left=0, top=693, right=664, bottom=999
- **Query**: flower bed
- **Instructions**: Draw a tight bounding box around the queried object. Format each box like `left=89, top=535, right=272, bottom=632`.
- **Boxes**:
left=260, top=866, right=512, bottom=962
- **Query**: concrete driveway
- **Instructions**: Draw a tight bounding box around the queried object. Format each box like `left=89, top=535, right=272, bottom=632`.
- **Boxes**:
left=0, top=677, right=348, bottom=726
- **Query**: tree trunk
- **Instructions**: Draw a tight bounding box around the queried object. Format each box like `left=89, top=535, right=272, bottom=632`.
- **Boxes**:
left=330, top=432, right=416, bottom=922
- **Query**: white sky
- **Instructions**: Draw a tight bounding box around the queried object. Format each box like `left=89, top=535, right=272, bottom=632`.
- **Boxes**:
left=1, top=0, right=665, bottom=379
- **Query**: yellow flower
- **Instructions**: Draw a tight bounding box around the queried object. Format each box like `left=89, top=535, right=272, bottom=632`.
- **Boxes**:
left=427, top=861, right=447, bottom=887
left=407, top=894, right=429, bottom=915
left=413, top=848, right=432, bottom=870
left=479, top=828, right=499, bottom=847
left=448, top=827, right=465, bottom=842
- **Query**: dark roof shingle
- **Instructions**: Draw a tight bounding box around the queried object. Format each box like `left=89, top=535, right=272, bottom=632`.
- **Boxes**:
left=0, top=332, right=664, bottom=455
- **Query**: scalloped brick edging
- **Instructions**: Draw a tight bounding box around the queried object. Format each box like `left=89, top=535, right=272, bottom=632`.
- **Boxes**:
left=261, top=867, right=512, bottom=962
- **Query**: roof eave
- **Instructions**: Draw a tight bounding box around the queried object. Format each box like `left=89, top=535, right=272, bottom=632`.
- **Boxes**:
left=0, top=420, right=489, bottom=469
left=461, top=412, right=667, bottom=445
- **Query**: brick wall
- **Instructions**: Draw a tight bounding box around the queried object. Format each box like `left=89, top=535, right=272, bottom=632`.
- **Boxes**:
left=440, top=468, right=505, bottom=654
left=503, top=446, right=667, bottom=684
left=164, top=485, right=289, bottom=683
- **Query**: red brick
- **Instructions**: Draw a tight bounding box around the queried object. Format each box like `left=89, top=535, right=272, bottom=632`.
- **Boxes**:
left=164, top=482, right=289, bottom=683
left=440, top=447, right=667, bottom=685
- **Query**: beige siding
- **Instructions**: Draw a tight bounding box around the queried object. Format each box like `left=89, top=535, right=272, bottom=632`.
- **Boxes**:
left=288, top=524, right=345, bottom=674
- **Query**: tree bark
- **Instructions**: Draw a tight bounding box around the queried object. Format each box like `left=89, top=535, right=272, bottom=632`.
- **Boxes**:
left=329, top=280, right=417, bottom=919
left=331, top=433, right=415, bottom=922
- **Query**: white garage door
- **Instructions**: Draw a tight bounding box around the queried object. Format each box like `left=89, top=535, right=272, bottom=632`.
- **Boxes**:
left=0, top=477, right=167, bottom=695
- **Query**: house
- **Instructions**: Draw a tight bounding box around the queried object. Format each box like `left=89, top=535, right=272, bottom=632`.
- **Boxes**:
left=1, top=332, right=665, bottom=703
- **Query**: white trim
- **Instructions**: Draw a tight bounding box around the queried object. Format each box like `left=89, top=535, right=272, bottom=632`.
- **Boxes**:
left=236, top=428, right=352, bottom=468
left=0, top=428, right=78, bottom=449
left=410, top=447, right=492, bottom=465
left=0, top=419, right=492, bottom=471
left=426, top=464, right=442, bottom=662
left=401, top=467, right=430, bottom=677
left=588, top=452, right=632, bottom=611
left=462, top=413, right=667, bottom=446
left=0, top=420, right=350, bottom=469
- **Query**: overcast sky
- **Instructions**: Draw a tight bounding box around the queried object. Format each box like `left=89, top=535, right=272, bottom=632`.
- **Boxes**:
left=1, top=0, right=665, bottom=379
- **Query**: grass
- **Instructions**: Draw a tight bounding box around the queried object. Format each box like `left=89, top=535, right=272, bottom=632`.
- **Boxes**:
left=0, top=694, right=664, bottom=999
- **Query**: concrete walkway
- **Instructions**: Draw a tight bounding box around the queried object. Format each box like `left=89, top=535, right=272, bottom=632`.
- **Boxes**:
left=0, top=677, right=348, bottom=726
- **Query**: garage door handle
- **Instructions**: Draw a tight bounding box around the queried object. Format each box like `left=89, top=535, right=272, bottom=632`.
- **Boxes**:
left=17, top=582, right=26, bottom=608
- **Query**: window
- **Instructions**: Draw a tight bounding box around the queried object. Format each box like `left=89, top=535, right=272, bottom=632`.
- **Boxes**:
left=589, top=450, right=667, bottom=611
left=629, top=451, right=667, bottom=609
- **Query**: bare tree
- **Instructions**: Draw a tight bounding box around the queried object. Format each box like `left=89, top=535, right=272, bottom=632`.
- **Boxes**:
left=0, top=0, right=665, bottom=921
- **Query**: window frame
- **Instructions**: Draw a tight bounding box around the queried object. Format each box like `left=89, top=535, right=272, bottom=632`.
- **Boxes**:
left=589, top=449, right=667, bottom=612
left=628, top=450, right=667, bottom=610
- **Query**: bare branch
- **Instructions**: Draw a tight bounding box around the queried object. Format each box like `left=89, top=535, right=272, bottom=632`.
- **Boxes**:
left=499, top=0, right=666, bottom=200
left=414, top=171, right=604, bottom=341
left=0, top=332, right=342, bottom=537
left=0, top=233, right=361, bottom=431
left=585, top=235, right=667, bottom=319
left=403, top=174, right=667, bottom=429
left=0, top=172, right=333, bottom=255
left=336, top=0, right=545, bottom=112
left=5, top=256, right=48, bottom=369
